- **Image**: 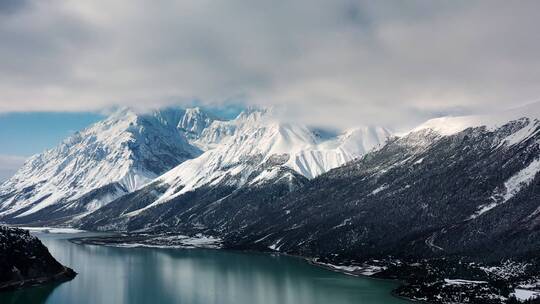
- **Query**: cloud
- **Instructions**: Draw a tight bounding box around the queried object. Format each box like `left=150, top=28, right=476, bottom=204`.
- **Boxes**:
left=0, top=155, right=27, bottom=181
left=0, top=0, right=539, bottom=130
left=0, top=0, right=28, bottom=15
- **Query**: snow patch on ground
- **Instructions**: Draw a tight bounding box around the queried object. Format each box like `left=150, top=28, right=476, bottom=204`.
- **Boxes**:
left=444, top=279, right=488, bottom=285
left=518, top=280, right=540, bottom=289
left=503, top=120, right=540, bottom=147
left=472, top=158, right=540, bottom=219
left=106, top=234, right=222, bottom=249
left=502, top=158, right=540, bottom=202
left=511, top=289, right=540, bottom=301
left=268, top=238, right=283, bottom=251
left=18, top=226, right=86, bottom=234
left=480, top=261, right=530, bottom=280
left=249, top=168, right=281, bottom=186
left=315, top=261, right=387, bottom=276
left=332, top=218, right=351, bottom=229
left=370, top=184, right=388, bottom=196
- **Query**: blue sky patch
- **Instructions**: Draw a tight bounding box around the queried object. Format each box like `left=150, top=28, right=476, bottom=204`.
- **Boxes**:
left=0, top=112, right=105, bottom=156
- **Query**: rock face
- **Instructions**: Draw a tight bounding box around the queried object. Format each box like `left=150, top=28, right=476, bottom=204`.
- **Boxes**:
left=177, top=107, right=217, bottom=140
left=0, top=226, right=76, bottom=291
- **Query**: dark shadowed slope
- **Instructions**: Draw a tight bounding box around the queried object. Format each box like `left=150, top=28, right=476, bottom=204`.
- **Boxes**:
left=0, top=226, right=76, bottom=291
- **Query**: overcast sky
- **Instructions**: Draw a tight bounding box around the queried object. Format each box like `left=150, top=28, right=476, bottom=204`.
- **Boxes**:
left=1, top=0, right=540, bottom=131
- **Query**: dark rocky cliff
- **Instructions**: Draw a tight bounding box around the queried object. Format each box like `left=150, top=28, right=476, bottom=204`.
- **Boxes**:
left=0, top=226, right=76, bottom=291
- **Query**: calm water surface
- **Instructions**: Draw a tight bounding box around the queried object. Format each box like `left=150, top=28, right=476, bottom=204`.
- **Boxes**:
left=0, top=232, right=409, bottom=304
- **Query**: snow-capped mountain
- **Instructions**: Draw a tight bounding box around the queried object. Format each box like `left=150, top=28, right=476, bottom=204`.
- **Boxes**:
left=0, top=108, right=202, bottom=224
left=411, top=101, right=540, bottom=136
left=0, top=106, right=390, bottom=226
left=177, top=107, right=217, bottom=141
left=215, top=103, right=540, bottom=263
left=159, top=108, right=389, bottom=198
left=12, top=102, right=540, bottom=304
left=80, top=102, right=540, bottom=258
left=77, top=108, right=391, bottom=230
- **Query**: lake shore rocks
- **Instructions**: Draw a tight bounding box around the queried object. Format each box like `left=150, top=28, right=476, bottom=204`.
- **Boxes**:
left=0, top=226, right=76, bottom=292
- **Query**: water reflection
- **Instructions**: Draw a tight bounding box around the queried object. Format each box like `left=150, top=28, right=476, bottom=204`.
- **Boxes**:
left=0, top=233, right=409, bottom=304
left=0, top=283, right=58, bottom=304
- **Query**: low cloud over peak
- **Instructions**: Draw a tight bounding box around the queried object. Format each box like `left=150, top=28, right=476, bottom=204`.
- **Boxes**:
left=1, top=0, right=539, bottom=130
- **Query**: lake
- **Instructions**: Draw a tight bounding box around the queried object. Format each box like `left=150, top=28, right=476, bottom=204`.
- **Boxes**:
left=0, top=232, right=409, bottom=304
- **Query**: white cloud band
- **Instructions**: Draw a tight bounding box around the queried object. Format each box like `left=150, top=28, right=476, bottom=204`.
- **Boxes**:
left=0, top=0, right=539, bottom=130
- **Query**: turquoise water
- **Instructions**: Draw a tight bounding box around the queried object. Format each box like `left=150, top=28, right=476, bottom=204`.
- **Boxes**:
left=0, top=232, right=409, bottom=304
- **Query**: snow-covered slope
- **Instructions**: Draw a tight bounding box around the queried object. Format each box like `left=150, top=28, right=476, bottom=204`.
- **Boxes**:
left=0, top=108, right=201, bottom=222
left=177, top=107, right=217, bottom=141
left=290, top=126, right=392, bottom=178
left=402, top=102, right=540, bottom=221
left=125, top=109, right=391, bottom=215
left=0, top=106, right=390, bottom=225
left=412, top=102, right=540, bottom=136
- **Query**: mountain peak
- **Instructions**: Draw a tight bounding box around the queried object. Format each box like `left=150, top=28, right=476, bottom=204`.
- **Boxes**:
left=0, top=107, right=201, bottom=223
left=185, top=106, right=202, bottom=114
left=236, top=106, right=272, bottom=121
left=177, top=107, right=216, bottom=140
left=150, top=108, right=186, bottom=128
left=411, top=101, right=540, bottom=137
left=0, top=105, right=392, bottom=226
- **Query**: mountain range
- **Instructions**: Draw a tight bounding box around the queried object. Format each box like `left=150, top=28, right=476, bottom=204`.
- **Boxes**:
left=2, top=103, right=540, bottom=303
left=73, top=103, right=540, bottom=262
left=0, top=107, right=389, bottom=227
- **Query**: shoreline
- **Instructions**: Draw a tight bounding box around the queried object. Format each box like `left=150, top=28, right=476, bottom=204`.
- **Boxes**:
left=0, top=226, right=78, bottom=293
left=0, top=266, right=76, bottom=292
left=66, top=232, right=418, bottom=303
left=26, top=228, right=540, bottom=303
